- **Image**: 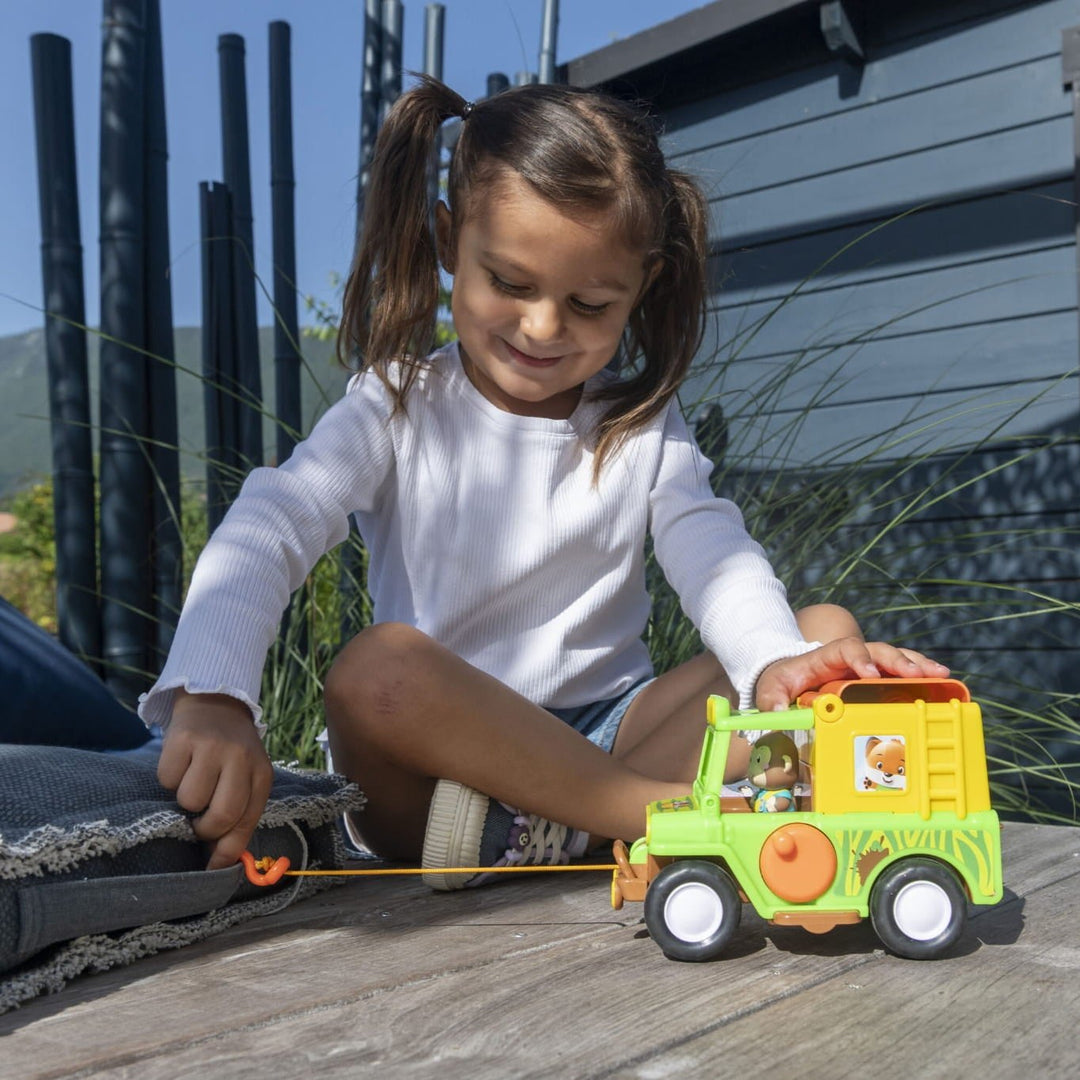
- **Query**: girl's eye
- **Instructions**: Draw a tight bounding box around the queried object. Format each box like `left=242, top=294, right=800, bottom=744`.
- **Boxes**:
left=489, top=272, right=527, bottom=295
left=488, top=272, right=610, bottom=316
left=569, top=297, right=610, bottom=316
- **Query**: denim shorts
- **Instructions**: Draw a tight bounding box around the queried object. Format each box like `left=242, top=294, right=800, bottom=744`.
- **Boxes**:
left=546, top=678, right=654, bottom=754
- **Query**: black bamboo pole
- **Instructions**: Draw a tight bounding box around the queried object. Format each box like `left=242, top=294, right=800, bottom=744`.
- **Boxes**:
left=269, top=20, right=308, bottom=663
left=143, top=0, right=181, bottom=666
left=199, top=182, right=220, bottom=528
left=218, top=33, right=263, bottom=472
left=538, top=0, right=559, bottom=85
left=340, top=0, right=386, bottom=644
left=269, top=21, right=301, bottom=466
left=357, top=0, right=383, bottom=231
left=99, top=0, right=152, bottom=703
left=423, top=4, right=444, bottom=80
left=200, top=181, right=240, bottom=534
left=30, top=33, right=102, bottom=670
left=423, top=5, right=444, bottom=218
left=379, top=1, right=404, bottom=126
left=213, top=185, right=240, bottom=506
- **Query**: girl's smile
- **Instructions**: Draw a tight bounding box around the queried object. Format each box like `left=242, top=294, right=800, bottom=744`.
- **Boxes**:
left=504, top=342, right=564, bottom=368
left=437, top=171, right=653, bottom=420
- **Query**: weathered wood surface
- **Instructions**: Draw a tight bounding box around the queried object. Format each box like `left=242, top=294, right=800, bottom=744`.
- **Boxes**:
left=2, top=821, right=1078, bottom=1079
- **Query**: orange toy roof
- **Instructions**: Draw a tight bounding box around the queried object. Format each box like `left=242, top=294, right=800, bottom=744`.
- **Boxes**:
left=796, top=676, right=971, bottom=708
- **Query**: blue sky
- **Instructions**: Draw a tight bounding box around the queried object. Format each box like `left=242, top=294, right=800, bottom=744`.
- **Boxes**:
left=0, top=1, right=707, bottom=339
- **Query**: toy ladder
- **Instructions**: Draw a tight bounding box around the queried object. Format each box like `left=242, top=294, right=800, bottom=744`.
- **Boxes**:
left=917, top=697, right=968, bottom=821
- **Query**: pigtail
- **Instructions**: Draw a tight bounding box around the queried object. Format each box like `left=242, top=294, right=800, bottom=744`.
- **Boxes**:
left=592, top=168, right=709, bottom=479
left=337, top=75, right=467, bottom=404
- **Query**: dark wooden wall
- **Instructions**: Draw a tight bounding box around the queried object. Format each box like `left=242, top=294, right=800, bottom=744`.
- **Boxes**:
left=667, top=0, right=1079, bottom=463
left=623, top=0, right=1080, bottom=813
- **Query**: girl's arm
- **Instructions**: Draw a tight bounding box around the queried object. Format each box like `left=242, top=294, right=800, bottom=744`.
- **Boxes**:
left=142, top=370, right=396, bottom=732
left=648, top=409, right=947, bottom=709
left=648, top=405, right=817, bottom=706
left=144, top=371, right=398, bottom=863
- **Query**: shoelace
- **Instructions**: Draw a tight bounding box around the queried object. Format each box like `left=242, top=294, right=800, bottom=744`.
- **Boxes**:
left=506, top=813, right=571, bottom=866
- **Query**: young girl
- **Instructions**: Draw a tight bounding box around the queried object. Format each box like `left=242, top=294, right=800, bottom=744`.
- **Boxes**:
left=140, top=77, right=947, bottom=885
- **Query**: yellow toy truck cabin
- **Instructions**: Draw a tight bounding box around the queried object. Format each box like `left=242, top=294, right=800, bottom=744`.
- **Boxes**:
left=611, top=677, right=1003, bottom=961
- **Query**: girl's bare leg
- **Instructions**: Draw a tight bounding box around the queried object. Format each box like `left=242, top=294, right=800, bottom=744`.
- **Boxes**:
left=610, top=603, right=865, bottom=785
left=324, top=604, right=863, bottom=861
left=611, top=652, right=737, bottom=780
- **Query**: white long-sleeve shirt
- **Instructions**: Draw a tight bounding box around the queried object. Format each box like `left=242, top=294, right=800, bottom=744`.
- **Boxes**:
left=139, top=342, right=814, bottom=728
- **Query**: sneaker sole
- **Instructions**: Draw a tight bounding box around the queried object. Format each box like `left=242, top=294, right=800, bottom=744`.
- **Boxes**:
left=421, top=779, right=488, bottom=891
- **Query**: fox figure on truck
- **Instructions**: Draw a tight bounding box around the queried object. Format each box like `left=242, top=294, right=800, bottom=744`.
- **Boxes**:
left=610, top=678, right=1003, bottom=961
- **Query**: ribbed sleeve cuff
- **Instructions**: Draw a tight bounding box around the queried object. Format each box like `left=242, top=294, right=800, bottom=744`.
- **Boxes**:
left=137, top=679, right=267, bottom=736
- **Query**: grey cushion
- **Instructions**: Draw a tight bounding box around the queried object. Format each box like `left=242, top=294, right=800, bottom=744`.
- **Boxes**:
left=0, top=745, right=365, bottom=1013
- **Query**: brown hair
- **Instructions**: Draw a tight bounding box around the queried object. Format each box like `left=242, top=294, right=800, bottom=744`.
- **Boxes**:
left=338, top=75, right=708, bottom=476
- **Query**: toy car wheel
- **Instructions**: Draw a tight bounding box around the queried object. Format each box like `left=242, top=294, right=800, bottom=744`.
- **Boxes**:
left=869, top=858, right=967, bottom=959
left=644, top=861, right=741, bottom=962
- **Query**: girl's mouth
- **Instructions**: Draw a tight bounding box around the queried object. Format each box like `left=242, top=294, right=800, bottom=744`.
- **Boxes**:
left=505, top=341, right=564, bottom=368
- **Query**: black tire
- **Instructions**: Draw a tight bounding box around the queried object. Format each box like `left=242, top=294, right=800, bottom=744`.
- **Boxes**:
left=644, top=861, right=741, bottom=962
left=870, top=858, right=967, bottom=959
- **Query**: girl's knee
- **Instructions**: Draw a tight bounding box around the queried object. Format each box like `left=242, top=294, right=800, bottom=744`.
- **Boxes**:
left=794, top=604, right=862, bottom=642
left=324, top=622, right=435, bottom=723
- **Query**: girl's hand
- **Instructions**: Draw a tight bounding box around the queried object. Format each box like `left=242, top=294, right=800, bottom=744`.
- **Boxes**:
left=755, top=637, right=950, bottom=712
left=157, top=691, right=275, bottom=870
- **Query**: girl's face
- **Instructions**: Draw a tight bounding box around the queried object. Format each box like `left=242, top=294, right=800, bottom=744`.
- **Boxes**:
left=438, top=171, right=653, bottom=419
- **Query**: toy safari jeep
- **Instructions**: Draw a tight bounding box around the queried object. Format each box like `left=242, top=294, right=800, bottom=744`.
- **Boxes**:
left=611, top=678, right=1003, bottom=961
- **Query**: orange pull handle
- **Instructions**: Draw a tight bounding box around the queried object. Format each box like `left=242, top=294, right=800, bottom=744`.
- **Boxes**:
left=240, top=850, right=292, bottom=886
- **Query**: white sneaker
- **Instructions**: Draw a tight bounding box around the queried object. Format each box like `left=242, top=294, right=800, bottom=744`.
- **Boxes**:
left=421, top=779, right=588, bottom=891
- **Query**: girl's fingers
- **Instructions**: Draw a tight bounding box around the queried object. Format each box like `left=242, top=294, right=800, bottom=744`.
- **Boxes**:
left=756, top=638, right=951, bottom=711
left=864, top=641, right=949, bottom=676
left=189, top=747, right=273, bottom=843
left=173, top=755, right=222, bottom=818
left=837, top=637, right=881, bottom=678
left=755, top=661, right=806, bottom=711
left=156, top=732, right=194, bottom=793
left=189, top=771, right=249, bottom=843
left=207, top=765, right=274, bottom=870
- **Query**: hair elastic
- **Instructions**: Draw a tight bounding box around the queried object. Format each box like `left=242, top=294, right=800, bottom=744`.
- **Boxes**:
left=461, top=101, right=475, bottom=120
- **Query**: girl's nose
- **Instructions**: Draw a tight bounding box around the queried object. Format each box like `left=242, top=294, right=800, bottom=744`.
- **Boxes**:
left=521, top=298, right=563, bottom=342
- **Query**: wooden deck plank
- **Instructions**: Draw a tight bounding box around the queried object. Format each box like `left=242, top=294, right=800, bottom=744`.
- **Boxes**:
left=2, top=823, right=1077, bottom=1079
left=47, top=906, right=881, bottom=1080
left=0, top=874, right=626, bottom=1076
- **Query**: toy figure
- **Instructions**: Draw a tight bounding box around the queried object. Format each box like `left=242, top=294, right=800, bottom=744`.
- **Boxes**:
left=739, top=731, right=799, bottom=812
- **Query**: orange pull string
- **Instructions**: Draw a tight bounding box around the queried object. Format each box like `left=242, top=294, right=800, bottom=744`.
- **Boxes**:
left=283, top=863, right=617, bottom=877
left=240, top=851, right=615, bottom=887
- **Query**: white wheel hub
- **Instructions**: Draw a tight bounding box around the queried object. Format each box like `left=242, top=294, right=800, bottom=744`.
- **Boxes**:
left=892, top=880, right=953, bottom=941
left=663, top=882, right=724, bottom=943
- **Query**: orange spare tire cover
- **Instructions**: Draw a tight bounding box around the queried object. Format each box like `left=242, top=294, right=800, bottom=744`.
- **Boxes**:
left=759, top=823, right=837, bottom=904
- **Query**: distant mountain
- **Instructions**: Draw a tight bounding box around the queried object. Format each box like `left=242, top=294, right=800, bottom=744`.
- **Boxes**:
left=0, top=327, right=345, bottom=499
